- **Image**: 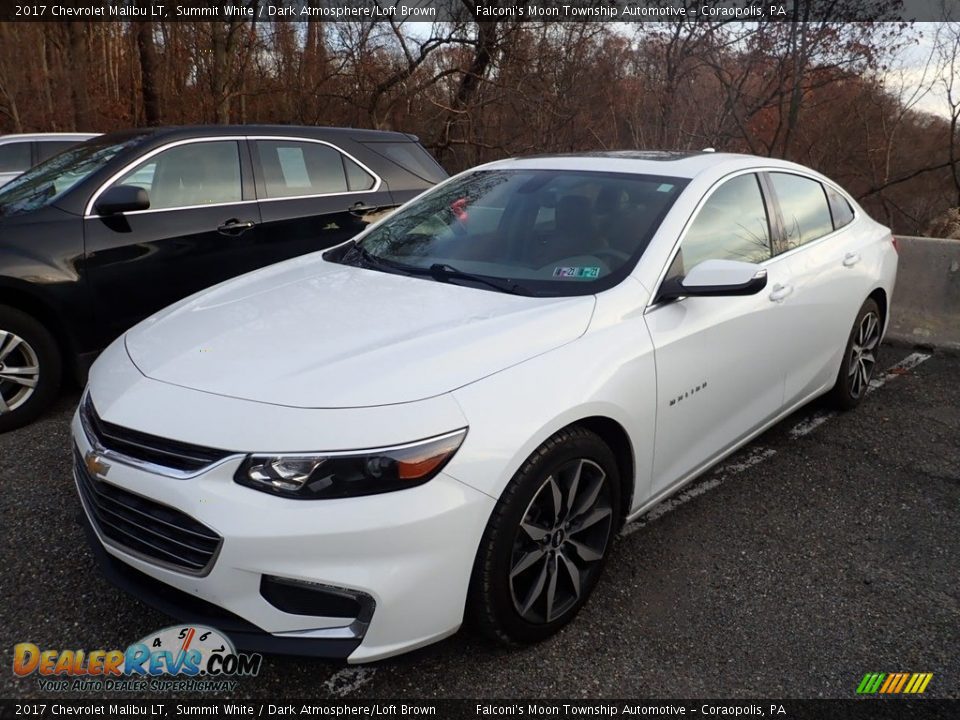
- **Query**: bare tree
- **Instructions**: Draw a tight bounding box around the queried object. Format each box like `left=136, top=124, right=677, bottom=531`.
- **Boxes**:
left=938, top=21, right=960, bottom=205
left=135, top=20, right=161, bottom=126
left=68, top=21, right=94, bottom=130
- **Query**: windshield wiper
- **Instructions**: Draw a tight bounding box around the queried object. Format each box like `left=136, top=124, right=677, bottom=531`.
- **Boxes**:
left=341, top=240, right=409, bottom=274
left=425, top=263, right=532, bottom=296
left=341, top=244, right=531, bottom=296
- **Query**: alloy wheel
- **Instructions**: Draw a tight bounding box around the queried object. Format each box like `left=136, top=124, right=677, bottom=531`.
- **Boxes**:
left=848, top=311, right=880, bottom=399
left=509, top=458, right=613, bottom=624
left=0, top=330, right=40, bottom=414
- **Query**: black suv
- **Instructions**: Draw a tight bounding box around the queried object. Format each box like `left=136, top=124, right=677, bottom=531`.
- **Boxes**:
left=0, top=125, right=446, bottom=430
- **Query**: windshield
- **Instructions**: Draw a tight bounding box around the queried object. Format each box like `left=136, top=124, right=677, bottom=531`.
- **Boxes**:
left=338, top=168, right=687, bottom=296
left=0, top=135, right=144, bottom=217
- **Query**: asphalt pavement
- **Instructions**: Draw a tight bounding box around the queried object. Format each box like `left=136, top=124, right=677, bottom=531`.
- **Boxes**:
left=1, top=344, right=957, bottom=700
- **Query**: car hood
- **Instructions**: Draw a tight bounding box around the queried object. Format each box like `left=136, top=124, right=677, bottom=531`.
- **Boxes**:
left=124, top=256, right=595, bottom=408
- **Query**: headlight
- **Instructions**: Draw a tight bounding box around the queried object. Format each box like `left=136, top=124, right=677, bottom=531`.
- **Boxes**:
left=233, top=429, right=467, bottom=499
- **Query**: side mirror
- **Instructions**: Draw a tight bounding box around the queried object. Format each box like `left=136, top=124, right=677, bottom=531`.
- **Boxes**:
left=95, top=185, right=150, bottom=215
left=657, top=259, right=768, bottom=302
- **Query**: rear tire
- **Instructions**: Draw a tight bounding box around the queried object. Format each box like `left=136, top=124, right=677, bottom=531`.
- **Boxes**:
left=827, top=298, right=881, bottom=411
left=468, top=426, right=620, bottom=645
left=0, top=305, right=61, bottom=433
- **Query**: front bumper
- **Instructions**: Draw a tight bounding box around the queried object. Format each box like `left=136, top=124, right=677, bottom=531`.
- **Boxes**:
left=79, top=511, right=363, bottom=658
left=72, top=410, right=496, bottom=663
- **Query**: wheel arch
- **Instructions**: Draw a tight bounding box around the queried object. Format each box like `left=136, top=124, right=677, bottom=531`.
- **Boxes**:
left=0, top=282, right=78, bottom=381
left=868, top=286, right=888, bottom=334
left=568, top=416, right=636, bottom=528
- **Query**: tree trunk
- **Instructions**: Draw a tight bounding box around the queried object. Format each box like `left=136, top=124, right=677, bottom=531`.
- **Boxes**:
left=68, top=21, right=94, bottom=130
left=136, top=21, right=161, bottom=125
left=39, top=32, right=56, bottom=129
left=436, top=18, right=500, bottom=166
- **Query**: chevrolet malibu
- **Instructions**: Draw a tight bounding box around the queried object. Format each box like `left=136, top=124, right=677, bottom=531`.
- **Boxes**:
left=73, top=152, right=897, bottom=662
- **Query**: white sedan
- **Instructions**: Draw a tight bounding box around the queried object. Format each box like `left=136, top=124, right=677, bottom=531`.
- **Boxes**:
left=73, top=152, right=897, bottom=662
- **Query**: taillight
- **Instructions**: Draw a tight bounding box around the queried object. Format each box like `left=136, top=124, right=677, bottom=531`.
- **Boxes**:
left=891, top=236, right=899, bottom=254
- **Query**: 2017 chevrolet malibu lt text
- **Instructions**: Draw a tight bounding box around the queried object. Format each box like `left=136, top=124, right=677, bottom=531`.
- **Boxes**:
left=73, top=152, right=897, bottom=663
left=0, top=125, right=445, bottom=431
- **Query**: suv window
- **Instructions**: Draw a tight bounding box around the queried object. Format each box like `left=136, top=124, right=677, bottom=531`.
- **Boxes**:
left=362, top=141, right=446, bottom=182
left=37, top=141, right=81, bottom=163
left=256, top=140, right=374, bottom=198
left=0, top=141, right=31, bottom=172
left=666, top=173, right=771, bottom=280
left=770, top=172, right=833, bottom=250
left=1, top=135, right=145, bottom=217
left=112, top=141, right=242, bottom=210
left=825, top=185, right=855, bottom=230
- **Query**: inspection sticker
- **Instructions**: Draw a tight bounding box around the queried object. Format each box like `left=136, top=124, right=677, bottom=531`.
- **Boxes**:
left=553, top=266, right=601, bottom=279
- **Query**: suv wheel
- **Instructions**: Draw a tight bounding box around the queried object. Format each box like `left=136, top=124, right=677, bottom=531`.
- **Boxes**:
left=0, top=305, right=61, bottom=432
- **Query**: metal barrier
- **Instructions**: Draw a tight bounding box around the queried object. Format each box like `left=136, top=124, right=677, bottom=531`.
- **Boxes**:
left=889, top=236, right=960, bottom=350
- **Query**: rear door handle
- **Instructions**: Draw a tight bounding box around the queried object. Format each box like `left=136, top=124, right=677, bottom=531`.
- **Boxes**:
left=348, top=201, right=378, bottom=214
left=769, top=283, right=794, bottom=303
left=843, top=251, right=861, bottom=267
left=217, top=219, right=256, bottom=236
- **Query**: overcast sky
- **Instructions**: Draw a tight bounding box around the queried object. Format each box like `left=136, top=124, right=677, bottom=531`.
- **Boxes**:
left=897, top=23, right=954, bottom=119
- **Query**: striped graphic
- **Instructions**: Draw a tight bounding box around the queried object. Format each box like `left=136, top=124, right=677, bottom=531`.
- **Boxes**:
left=857, top=672, right=933, bottom=694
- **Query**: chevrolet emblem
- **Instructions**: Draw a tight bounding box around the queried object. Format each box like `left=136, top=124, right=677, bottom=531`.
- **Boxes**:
left=84, top=451, right=111, bottom=479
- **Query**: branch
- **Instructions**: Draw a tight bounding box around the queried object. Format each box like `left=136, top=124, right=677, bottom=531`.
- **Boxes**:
left=857, top=160, right=957, bottom=199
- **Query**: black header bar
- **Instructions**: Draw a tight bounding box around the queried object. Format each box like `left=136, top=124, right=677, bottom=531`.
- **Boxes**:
left=0, top=699, right=957, bottom=720
left=0, top=0, right=956, bottom=23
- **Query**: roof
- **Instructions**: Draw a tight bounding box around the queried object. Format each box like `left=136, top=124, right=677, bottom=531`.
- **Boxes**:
left=477, top=151, right=815, bottom=181
left=0, top=133, right=100, bottom=141
left=97, top=125, right=417, bottom=144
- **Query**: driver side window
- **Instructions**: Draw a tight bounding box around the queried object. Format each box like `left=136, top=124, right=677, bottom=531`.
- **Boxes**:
left=112, top=141, right=242, bottom=211
left=666, top=173, right=772, bottom=280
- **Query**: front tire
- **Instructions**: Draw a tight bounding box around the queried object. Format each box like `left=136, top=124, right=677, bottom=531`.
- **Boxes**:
left=827, top=298, right=881, bottom=411
left=468, top=426, right=620, bottom=645
left=0, top=305, right=62, bottom=433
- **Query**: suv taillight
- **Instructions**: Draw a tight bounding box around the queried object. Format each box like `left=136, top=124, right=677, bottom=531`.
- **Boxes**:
left=891, top=236, right=899, bottom=254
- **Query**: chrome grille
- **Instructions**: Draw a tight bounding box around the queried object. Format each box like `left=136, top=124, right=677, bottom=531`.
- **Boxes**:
left=80, top=396, right=233, bottom=473
left=74, top=447, right=222, bottom=575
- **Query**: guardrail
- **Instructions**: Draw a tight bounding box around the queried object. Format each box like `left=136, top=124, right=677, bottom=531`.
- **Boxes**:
left=889, top=236, right=960, bottom=350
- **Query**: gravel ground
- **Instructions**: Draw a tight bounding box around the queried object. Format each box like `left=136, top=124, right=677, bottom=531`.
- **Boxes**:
left=1, top=344, right=957, bottom=700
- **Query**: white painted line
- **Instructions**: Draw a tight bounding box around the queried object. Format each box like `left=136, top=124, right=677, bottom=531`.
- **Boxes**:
left=324, top=667, right=376, bottom=697
left=787, top=410, right=833, bottom=439
left=622, top=477, right=724, bottom=535
left=870, top=351, right=932, bottom=387
left=789, top=351, right=930, bottom=439
left=623, top=351, right=932, bottom=535
left=721, top=445, right=779, bottom=474
left=623, top=446, right=777, bottom=536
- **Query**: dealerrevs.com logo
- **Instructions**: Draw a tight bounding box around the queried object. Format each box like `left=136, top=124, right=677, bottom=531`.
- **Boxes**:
left=13, top=625, right=262, bottom=693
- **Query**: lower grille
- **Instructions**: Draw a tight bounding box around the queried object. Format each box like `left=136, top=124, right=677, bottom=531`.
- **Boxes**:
left=75, top=447, right=222, bottom=575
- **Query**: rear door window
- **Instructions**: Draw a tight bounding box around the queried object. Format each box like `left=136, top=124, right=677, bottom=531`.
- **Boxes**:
left=769, top=173, right=834, bottom=251
left=256, top=140, right=374, bottom=198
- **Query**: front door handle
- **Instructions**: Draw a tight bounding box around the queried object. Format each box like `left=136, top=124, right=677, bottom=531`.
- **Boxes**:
left=769, top=283, right=794, bottom=303
left=217, top=219, right=256, bottom=236
left=348, top=201, right=378, bottom=214
left=843, top=251, right=861, bottom=267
